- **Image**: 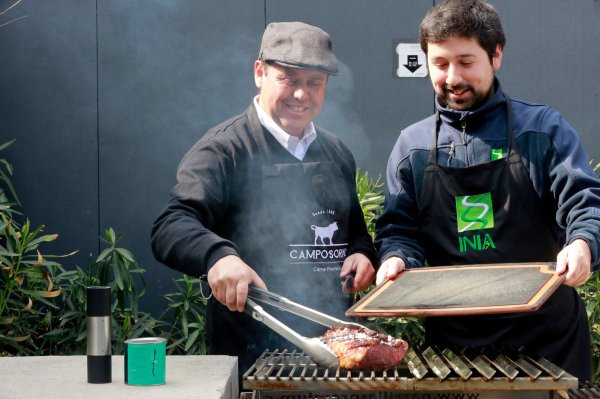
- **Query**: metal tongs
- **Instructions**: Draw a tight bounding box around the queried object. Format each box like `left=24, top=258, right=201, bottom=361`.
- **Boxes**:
left=245, top=286, right=364, bottom=369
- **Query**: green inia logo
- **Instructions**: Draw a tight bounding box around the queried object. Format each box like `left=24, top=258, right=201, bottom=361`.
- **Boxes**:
left=455, top=193, right=494, bottom=233
left=491, top=148, right=503, bottom=160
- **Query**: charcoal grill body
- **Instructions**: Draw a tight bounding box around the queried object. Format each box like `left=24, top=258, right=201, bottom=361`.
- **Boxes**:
left=242, top=348, right=578, bottom=399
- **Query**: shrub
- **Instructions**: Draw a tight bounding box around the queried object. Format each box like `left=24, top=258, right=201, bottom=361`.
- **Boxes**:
left=577, top=160, right=600, bottom=380
left=160, top=274, right=208, bottom=355
left=0, top=140, right=162, bottom=355
left=44, top=228, right=164, bottom=355
left=355, top=170, right=426, bottom=345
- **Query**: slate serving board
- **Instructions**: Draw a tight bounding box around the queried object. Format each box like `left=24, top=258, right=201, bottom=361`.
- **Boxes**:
left=346, top=263, right=564, bottom=317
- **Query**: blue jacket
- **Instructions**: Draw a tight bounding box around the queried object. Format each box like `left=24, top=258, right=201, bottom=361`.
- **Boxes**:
left=376, top=79, right=600, bottom=270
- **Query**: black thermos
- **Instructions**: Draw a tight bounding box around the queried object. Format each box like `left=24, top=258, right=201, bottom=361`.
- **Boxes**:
left=87, top=286, right=112, bottom=383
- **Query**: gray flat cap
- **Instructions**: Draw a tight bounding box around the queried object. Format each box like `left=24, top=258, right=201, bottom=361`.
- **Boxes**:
left=258, top=21, right=338, bottom=75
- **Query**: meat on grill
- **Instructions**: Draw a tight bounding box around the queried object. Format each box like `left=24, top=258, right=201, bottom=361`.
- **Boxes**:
left=319, top=326, right=409, bottom=370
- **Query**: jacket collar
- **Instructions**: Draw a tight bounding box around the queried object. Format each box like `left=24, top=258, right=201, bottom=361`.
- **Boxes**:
left=436, top=77, right=506, bottom=128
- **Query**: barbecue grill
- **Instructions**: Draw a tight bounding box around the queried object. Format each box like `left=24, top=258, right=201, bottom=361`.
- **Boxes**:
left=241, top=346, right=584, bottom=399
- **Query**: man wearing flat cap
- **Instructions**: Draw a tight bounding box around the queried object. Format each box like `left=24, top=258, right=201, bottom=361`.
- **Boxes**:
left=151, top=22, right=377, bottom=380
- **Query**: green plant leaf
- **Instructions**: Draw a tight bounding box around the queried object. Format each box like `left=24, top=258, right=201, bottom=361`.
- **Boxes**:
left=185, top=330, right=200, bottom=352
left=0, top=139, right=16, bottom=152
left=0, top=249, right=18, bottom=257
left=0, top=333, right=29, bottom=342
left=105, top=228, right=116, bottom=244
left=115, top=248, right=135, bottom=263
left=27, top=233, right=59, bottom=248
left=96, top=247, right=112, bottom=263
left=113, top=260, right=125, bottom=291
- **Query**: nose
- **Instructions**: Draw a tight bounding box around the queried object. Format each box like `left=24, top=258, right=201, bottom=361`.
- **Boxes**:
left=445, top=64, right=462, bottom=87
left=293, top=85, right=308, bottom=101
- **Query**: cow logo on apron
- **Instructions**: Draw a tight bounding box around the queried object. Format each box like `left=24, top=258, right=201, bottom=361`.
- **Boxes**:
left=311, top=221, right=338, bottom=245
left=455, top=192, right=497, bottom=254
left=289, top=209, right=348, bottom=273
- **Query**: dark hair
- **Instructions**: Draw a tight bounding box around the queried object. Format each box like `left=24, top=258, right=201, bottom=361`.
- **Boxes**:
left=419, top=0, right=506, bottom=61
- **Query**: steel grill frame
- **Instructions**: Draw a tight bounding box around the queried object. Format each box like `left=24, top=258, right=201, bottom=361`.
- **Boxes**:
left=242, top=347, right=579, bottom=397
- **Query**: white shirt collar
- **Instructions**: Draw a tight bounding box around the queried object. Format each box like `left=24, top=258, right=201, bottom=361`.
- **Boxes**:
left=253, top=96, right=317, bottom=161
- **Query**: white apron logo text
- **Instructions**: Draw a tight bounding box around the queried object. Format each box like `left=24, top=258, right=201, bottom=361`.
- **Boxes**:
left=290, top=247, right=347, bottom=261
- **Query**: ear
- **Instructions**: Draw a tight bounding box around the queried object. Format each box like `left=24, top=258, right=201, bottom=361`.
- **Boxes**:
left=254, top=60, right=264, bottom=90
left=492, top=44, right=503, bottom=70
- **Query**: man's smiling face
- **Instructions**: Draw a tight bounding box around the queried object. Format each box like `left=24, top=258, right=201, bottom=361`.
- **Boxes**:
left=255, top=61, right=328, bottom=137
left=427, top=36, right=502, bottom=110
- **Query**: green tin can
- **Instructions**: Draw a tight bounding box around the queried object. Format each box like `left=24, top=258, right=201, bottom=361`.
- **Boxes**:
left=124, top=337, right=166, bottom=385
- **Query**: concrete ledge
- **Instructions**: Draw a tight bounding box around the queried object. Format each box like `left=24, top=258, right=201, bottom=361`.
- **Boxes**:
left=1, top=355, right=238, bottom=399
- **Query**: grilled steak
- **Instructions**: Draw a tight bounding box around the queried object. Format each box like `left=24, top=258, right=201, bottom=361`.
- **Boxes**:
left=319, top=326, right=409, bottom=370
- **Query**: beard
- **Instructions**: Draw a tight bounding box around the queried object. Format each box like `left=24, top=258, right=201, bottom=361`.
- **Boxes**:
left=436, top=83, right=494, bottom=111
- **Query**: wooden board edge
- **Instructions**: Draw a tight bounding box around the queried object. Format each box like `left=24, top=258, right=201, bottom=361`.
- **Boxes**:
left=346, top=262, right=563, bottom=318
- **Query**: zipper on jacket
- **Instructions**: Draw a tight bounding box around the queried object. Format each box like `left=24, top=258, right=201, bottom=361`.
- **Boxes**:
left=461, top=119, right=467, bottom=144
left=447, top=142, right=455, bottom=166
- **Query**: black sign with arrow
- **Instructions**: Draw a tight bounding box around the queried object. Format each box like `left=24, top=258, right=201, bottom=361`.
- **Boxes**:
left=404, top=54, right=422, bottom=73
left=395, top=42, right=428, bottom=78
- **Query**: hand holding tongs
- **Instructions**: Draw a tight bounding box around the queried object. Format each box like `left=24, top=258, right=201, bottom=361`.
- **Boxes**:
left=244, top=286, right=363, bottom=369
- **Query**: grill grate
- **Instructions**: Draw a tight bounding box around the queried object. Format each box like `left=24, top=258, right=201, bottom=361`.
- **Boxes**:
left=568, top=382, right=600, bottom=398
left=243, top=346, right=579, bottom=395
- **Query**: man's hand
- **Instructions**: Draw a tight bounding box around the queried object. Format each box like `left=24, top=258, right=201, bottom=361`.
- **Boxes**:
left=340, top=253, right=375, bottom=292
left=556, top=238, right=592, bottom=287
left=376, top=256, right=406, bottom=285
left=207, top=255, right=267, bottom=312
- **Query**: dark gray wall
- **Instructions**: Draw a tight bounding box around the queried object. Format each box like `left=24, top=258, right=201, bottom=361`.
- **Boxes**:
left=1, top=0, right=99, bottom=267
left=2, top=1, right=599, bottom=313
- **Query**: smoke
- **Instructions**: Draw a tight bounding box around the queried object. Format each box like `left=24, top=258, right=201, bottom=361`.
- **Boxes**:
left=317, top=59, right=371, bottom=168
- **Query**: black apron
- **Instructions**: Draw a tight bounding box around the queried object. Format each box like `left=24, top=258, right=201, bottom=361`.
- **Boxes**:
left=208, top=125, right=353, bottom=380
left=418, top=96, right=591, bottom=381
